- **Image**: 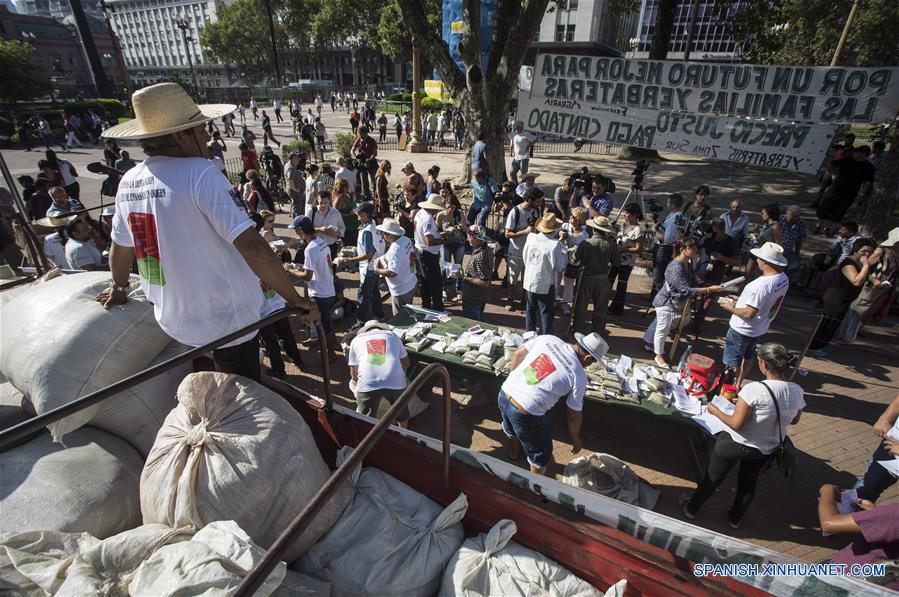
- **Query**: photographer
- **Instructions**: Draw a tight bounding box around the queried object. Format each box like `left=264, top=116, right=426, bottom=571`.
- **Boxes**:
left=504, top=188, right=542, bottom=311
left=652, top=193, right=686, bottom=297
left=582, top=177, right=613, bottom=218
left=552, top=177, right=580, bottom=220
left=492, top=181, right=517, bottom=281
left=693, top=220, right=741, bottom=335
left=469, top=168, right=498, bottom=228
left=683, top=185, right=712, bottom=222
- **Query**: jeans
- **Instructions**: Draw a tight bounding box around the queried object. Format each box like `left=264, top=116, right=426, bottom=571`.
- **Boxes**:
left=212, top=334, right=260, bottom=381
left=466, top=203, right=490, bottom=228
left=525, top=287, right=555, bottom=334
left=855, top=440, right=898, bottom=502
left=259, top=319, right=303, bottom=374
left=572, top=274, right=610, bottom=335
left=784, top=249, right=800, bottom=277
left=723, top=327, right=760, bottom=367
left=313, top=295, right=336, bottom=334
left=608, top=265, right=633, bottom=313
left=498, top=390, right=552, bottom=469
left=357, top=272, right=384, bottom=324
left=687, top=432, right=770, bottom=523
left=418, top=251, right=444, bottom=311
left=288, top=190, right=304, bottom=218
left=510, top=157, right=529, bottom=184
left=443, top=243, right=465, bottom=291
left=462, top=301, right=485, bottom=321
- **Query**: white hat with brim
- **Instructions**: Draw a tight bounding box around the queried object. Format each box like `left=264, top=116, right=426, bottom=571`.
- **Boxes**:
left=535, top=213, right=561, bottom=233
left=101, top=206, right=115, bottom=217
left=376, top=218, right=405, bottom=237
left=749, top=241, right=788, bottom=267
left=102, top=82, right=235, bottom=140
left=586, top=216, right=615, bottom=234
left=522, top=172, right=541, bottom=180
left=35, top=214, right=78, bottom=228
left=359, top=320, right=392, bottom=334
left=880, top=227, right=899, bottom=248
left=419, top=194, right=444, bottom=211
left=575, top=332, right=609, bottom=362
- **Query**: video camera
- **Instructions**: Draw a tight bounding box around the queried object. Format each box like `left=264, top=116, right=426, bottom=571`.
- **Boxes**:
left=568, top=167, right=616, bottom=193
left=631, top=160, right=649, bottom=190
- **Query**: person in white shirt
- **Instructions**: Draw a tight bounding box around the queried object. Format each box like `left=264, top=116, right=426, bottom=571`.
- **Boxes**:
left=305, top=191, right=345, bottom=258
left=509, top=121, right=535, bottom=184
left=522, top=213, right=566, bottom=334
left=64, top=219, right=105, bottom=271
left=100, top=83, right=319, bottom=382
left=719, top=242, right=790, bottom=387
left=504, top=188, right=541, bottom=311
left=289, top=215, right=338, bottom=360
left=652, top=193, right=685, bottom=297
left=720, top=200, right=749, bottom=247
left=499, top=332, right=608, bottom=474
left=38, top=214, right=77, bottom=267
left=347, top=321, right=411, bottom=426
left=336, top=202, right=386, bottom=327
left=413, top=194, right=447, bottom=312
left=515, top=172, right=541, bottom=199
left=374, top=218, right=417, bottom=313
left=681, top=343, right=805, bottom=528
left=558, top=207, right=589, bottom=317
left=334, top=156, right=357, bottom=195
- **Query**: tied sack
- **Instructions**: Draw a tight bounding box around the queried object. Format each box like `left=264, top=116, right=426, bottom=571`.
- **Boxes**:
left=140, top=372, right=354, bottom=563
left=0, top=427, right=143, bottom=539
left=439, top=519, right=621, bottom=597
left=562, top=453, right=660, bottom=510
left=0, top=272, right=172, bottom=442
left=297, top=460, right=467, bottom=597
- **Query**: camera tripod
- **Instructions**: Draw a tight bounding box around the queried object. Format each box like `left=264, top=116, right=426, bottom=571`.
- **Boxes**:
left=611, top=183, right=646, bottom=224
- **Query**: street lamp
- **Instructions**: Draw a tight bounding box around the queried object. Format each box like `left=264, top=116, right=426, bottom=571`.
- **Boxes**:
left=176, top=18, right=198, bottom=94
left=408, top=42, right=426, bottom=153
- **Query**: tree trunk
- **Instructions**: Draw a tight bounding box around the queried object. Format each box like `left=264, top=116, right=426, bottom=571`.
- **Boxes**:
left=457, top=89, right=510, bottom=185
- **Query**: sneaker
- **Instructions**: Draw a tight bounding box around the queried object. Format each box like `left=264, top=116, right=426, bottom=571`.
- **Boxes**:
left=678, top=494, right=696, bottom=520
left=505, top=303, right=514, bottom=311
left=808, top=348, right=829, bottom=358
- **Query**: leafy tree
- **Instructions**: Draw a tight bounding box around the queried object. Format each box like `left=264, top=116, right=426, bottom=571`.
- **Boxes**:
left=200, top=0, right=285, bottom=83
left=376, top=0, right=441, bottom=62
left=0, top=40, right=52, bottom=102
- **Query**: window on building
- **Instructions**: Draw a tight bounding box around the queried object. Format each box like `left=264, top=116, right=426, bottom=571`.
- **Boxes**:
left=568, top=0, right=578, bottom=9
left=556, top=24, right=576, bottom=41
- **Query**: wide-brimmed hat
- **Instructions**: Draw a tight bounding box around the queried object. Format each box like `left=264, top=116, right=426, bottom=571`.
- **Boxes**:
left=535, top=213, right=561, bottom=233
left=100, top=206, right=115, bottom=217
left=376, top=218, right=405, bottom=237
left=587, top=215, right=615, bottom=234
left=102, top=83, right=235, bottom=140
left=419, top=194, right=444, bottom=211
left=522, top=172, right=540, bottom=180
left=35, top=213, right=78, bottom=228
left=401, top=162, right=415, bottom=172
left=467, top=225, right=490, bottom=242
left=358, top=320, right=392, bottom=334
left=750, top=241, right=788, bottom=267
left=881, top=227, right=899, bottom=247
left=575, top=332, right=609, bottom=362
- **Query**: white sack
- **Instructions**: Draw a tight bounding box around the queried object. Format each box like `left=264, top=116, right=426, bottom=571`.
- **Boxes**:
left=89, top=341, right=192, bottom=457
left=562, top=453, right=660, bottom=510
left=0, top=272, right=172, bottom=442
left=141, top=372, right=353, bottom=563
left=0, top=529, right=98, bottom=596
left=0, top=427, right=143, bottom=539
left=297, top=467, right=467, bottom=597
left=439, top=519, right=603, bottom=597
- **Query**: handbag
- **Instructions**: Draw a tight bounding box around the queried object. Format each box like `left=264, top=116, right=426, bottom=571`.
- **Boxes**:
left=760, top=382, right=796, bottom=479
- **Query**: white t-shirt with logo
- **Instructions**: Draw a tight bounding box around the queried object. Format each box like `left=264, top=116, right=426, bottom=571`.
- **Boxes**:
left=381, top=236, right=417, bottom=296
left=729, top=272, right=789, bottom=337
left=726, top=381, right=806, bottom=454
left=260, top=282, right=286, bottom=317
left=111, top=155, right=261, bottom=348
left=347, top=330, right=408, bottom=393
left=65, top=238, right=103, bottom=270
left=500, top=335, right=586, bottom=416
left=512, top=133, right=534, bottom=161
left=303, top=236, right=335, bottom=298
left=356, top=220, right=385, bottom=277
left=414, top=209, right=441, bottom=255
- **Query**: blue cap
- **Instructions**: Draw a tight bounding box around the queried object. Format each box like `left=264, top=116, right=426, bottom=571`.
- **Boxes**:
left=288, top=215, right=314, bottom=234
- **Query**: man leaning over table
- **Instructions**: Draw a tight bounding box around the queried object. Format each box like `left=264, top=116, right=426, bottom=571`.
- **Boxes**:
left=498, top=332, right=608, bottom=475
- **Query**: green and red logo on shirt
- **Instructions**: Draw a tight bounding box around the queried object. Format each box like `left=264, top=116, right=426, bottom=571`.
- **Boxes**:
left=128, top=212, right=165, bottom=285
left=523, top=353, right=556, bottom=385
left=366, top=338, right=386, bottom=365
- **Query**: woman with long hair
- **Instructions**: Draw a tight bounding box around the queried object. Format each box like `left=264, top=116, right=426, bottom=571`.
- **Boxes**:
left=436, top=193, right=468, bottom=299
left=426, top=165, right=441, bottom=196
left=608, top=202, right=644, bottom=315
left=374, top=160, right=392, bottom=216
left=558, top=207, right=589, bottom=316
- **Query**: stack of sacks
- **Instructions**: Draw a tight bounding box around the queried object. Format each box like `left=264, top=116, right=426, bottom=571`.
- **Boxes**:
left=141, top=372, right=354, bottom=562
left=440, top=519, right=627, bottom=597
left=297, top=450, right=467, bottom=597
left=0, top=520, right=324, bottom=595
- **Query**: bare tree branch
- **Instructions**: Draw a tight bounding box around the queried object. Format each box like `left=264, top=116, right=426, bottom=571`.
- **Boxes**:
left=493, top=0, right=551, bottom=95
left=485, top=0, right=514, bottom=80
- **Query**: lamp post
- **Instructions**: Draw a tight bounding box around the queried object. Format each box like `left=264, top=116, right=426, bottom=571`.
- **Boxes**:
left=408, top=42, right=427, bottom=153
left=176, top=18, right=198, bottom=94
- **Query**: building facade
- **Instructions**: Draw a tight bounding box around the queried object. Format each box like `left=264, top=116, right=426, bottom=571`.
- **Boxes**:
left=105, top=0, right=235, bottom=89
left=633, top=0, right=744, bottom=61
left=532, top=0, right=640, bottom=56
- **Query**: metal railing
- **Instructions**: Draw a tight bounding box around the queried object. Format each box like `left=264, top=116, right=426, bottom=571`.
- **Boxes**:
left=234, top=361, right=453, bottom=597
left=0, top=307, right=330, bottom=451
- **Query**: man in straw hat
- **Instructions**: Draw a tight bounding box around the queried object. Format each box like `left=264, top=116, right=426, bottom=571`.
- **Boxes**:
left=347, top=319, right=412, bottom=427
left=522, top=212, right=566, bottom=334
left=373, top=217, right=418, bottom=314
left=98, top=82, right=320, bottom=381
left=718, top=241, right=790, bottom=387
left=515, top=171, right=541, bottom=199
left=414, top=193, right=448, bottom=312
left=498, top=331, right=609, bottom=475
left=572, top=215, right=619, bottom=336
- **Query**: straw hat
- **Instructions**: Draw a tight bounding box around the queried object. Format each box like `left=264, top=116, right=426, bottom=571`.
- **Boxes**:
left=35, top=213, right=78, bottom=228
left=102, top=83, right=235, bottom=140
left=881, top=227, right=899, bottom=247
left=535, top=213, right=561, bottom=233
left=749, top=242, right=788, bottom=267
left=575, top=332, right=609, bottom=362
left=358, top=320, right=393, bottom=334
left=522, top=172, right=541, bottom=180
left=419, top=193, right=445, bottom=212
left=587, top=215, right=615, bottom=234
left=376, top=218, right=405, bottom=237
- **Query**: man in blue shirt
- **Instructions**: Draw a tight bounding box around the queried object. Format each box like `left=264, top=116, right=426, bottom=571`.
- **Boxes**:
left=581, top=178, right=613, bottom=218
left=337, top=202, right=385, bottom=328
left=471, top=133, right=489, bottom=173
left=468, top=168, right=498, bottom=228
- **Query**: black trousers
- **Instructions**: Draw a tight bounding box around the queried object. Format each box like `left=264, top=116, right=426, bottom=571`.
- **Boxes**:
left=810, top=295, right=850, bottom=350
left=608, top=265, right=633, bottom=314
left=652, top=244, right=674, bottom=296
left=260, top=319, right=303, bottom=374
left=212, top=334, right=260, bottom=382
left=687, top=432, right=769, bottom=523
left=419, top=251, right=444, bottom=311
left=856, top=441, right=898, bottom=502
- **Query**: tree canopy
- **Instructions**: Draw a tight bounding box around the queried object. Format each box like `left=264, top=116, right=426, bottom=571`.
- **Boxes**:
left=0, top=40, right=52, bottom=102
left=199, top=0, right=285, bottom=83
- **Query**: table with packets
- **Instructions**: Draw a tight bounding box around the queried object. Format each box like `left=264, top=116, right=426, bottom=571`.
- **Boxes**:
left=387, top=311, right=718, bottom=478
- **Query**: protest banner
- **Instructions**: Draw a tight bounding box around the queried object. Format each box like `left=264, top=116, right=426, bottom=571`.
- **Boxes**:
left=531, top=54, right=899, bottom=124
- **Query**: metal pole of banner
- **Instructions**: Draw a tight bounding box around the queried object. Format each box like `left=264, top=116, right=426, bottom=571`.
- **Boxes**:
left=789, top=314, right=824, bottom=381
left=682, top=0, right=701, bottom=61
left=831, top=0, right=861, bottom=66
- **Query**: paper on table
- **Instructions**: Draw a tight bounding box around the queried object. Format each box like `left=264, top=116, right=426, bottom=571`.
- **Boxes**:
left=672, top=384, right=701, bottom=415
left=878, top=459, right=899, bottom=477
left=711, top=395, right=736, bottom=415
left=692, top=408, right=730, bottom=435
left=625, top=375, right=640, bottom=395
left=665, top=371, right=682, bottom=385
left=886, top=422, right=899, bottom=442
left=633, top=366, right=649, bottom=382
left=616, top=355, right=633, bottom=378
